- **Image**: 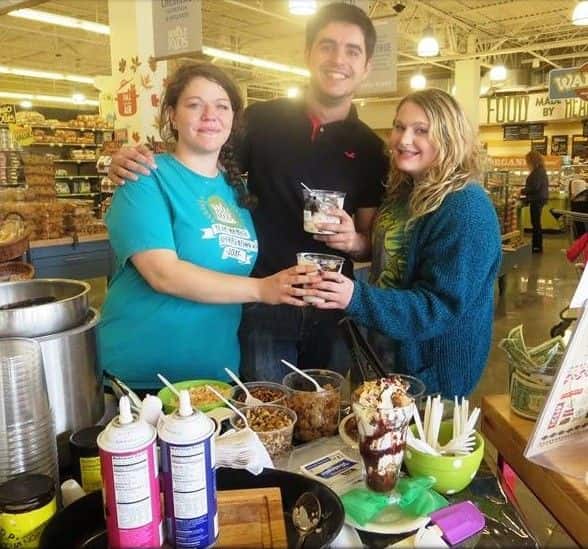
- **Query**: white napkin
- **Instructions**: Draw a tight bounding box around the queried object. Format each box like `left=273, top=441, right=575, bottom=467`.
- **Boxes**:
left=215, top=427, right=273, bottom=475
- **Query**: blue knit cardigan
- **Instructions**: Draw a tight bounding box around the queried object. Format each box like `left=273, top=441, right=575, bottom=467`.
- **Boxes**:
left=347, top=183, right=502, bottom=398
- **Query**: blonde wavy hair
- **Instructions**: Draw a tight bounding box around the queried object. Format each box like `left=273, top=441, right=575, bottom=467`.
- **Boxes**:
left=387, top=88, right=481, bottom=224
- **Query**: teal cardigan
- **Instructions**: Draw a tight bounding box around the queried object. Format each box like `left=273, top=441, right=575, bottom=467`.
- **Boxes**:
left=347, top=183, right=502, bottom=397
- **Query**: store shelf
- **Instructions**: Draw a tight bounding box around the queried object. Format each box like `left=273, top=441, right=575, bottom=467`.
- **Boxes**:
left=27, top=124, right=113, bottom=132
left=55, top=175, right=101, bottom=180
left=31, top=142, right=98, bottom=147
left=56, top=192, right=100, bottom=198
left=54, top=159, right=97, bottom=164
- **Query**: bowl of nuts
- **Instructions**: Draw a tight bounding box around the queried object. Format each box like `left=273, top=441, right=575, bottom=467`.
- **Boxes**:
left=282, top=369, right=343, bottom=442
left=229, top=381, right=290, bottom=409
left=230, top=404, right=297, bottom=459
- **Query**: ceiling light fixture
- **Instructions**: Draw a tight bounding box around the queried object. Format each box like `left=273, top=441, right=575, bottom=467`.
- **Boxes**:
left=286, top=87, right=300, bottom=98
left=572, top=1, right=588, bottom=25
left=489, top=64, right=507, bottom=81
left=410, top=73, right=427, bottom=90
left=0, top=91, right=98, bottom=107
left=202, top=46, right=309, bottom=77
left=0, top=65, right=95, bottom=85
left=19, top=100, right=33, bottom=109
left=417, top=26, right=439, bottom=57
left=288, top=0, right=317, bottom=16
left=8, top=8, right=110, bottom=34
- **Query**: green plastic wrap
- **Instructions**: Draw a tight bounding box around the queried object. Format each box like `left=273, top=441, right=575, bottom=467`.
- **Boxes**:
left=340, top=488, right=398, bottom=525
left=396, top=476, right=449, bottom=516
left=341, top=477, right=449, bottom=525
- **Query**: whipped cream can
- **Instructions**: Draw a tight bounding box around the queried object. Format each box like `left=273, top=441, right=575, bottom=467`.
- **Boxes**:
left=158, top=390, right=218, bottom=549
left=97, top=396, right=163, bottom=549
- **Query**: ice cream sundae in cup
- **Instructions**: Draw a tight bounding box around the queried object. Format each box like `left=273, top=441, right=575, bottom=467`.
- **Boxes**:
left=296, top=252, right=344, bottom=304
left=302, top=189, right=346, bottom=234
left=352, top=376, right=416, bottom=492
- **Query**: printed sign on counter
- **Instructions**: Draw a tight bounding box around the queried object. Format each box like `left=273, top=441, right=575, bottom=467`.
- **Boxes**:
left=524, top=299, right=588, bottom=481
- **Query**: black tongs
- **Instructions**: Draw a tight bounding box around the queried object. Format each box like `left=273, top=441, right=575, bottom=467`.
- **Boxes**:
left=338, top=316, right=387, bottom=382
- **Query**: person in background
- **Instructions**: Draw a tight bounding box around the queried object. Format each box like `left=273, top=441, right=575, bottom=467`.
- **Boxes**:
left=308, top=89, right=502, bottom=398
left=98, top=63, right=317, bottom=390
left=521, top=150, right=549, bottom=253
left=106, top=3, right=389, bottom=384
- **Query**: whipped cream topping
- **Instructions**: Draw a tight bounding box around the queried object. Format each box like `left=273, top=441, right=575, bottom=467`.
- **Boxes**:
left=355, top=377, right=413, bottom=410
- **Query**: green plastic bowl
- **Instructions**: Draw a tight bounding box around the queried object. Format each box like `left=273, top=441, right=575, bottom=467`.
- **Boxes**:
left=157, top=379, right=231, bottom=414
left=403, top=420, right=484, bottom=494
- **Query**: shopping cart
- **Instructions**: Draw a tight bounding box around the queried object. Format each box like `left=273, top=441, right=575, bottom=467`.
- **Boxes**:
left=547, top=207, right=588, bottom=337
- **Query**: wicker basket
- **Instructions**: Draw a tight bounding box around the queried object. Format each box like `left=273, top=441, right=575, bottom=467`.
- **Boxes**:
left=0, top=213, right=30, bottom=262
left=0, top=261, right=35, bottom=282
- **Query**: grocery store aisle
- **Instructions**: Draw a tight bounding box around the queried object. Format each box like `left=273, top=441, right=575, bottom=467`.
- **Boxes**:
left=473, top=232, right=580, bottom=548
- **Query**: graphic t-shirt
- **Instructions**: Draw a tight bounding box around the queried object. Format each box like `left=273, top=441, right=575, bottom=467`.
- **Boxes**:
left=370, top=197, right=410, bottom=289
left=98, top=154, right=258, bottom=388
left=368, top=196, right=410, bottom=369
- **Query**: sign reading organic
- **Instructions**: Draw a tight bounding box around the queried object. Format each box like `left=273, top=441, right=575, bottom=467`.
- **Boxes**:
left=548, top=63, right=588, bottom=101
left=481, top=92, right=588, bottom=125
left=490, top=155, right=561, bottom=170
left=152, top=0, right=202, bottom=60
left=0, top=104, right=16, bottom=124
left=359, top=17, right=397, bottom=95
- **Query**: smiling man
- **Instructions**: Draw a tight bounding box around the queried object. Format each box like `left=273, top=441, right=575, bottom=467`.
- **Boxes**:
left=108, top=3, right=389, bottom=383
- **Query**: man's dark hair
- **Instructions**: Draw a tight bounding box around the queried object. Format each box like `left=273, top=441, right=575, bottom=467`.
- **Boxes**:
left=305, top=2, right=377, bottom=61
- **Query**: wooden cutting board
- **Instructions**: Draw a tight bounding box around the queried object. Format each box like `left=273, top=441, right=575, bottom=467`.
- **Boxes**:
left=217, top=487, right=288, bottom=548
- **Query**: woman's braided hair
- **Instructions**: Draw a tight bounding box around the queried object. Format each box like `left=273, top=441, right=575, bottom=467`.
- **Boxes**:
left=159, top=62, right=256, bottom=209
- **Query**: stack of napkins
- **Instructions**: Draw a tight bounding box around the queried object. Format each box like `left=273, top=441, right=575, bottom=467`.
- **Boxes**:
left=215, top=428, right=273, bottom=475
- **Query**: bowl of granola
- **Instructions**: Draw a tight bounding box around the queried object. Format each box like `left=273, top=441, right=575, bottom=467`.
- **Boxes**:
left=158, top=379, right=232, bottom=413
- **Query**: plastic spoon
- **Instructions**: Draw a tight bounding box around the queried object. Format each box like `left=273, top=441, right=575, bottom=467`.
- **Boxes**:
left=292, top=491, right=322, bottom=549
left=300, top=181, right=314, bottom=195
left=280, top=359, right=325, bottom=392
left=206, top=384, right=250, bottom=429
left=157, top=373, right=180, bottom=398
left=224, top=368, right=263, bottom=406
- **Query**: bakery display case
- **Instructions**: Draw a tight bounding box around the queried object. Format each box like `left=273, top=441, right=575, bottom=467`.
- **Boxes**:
left=485, top=170, right=519, bottom=234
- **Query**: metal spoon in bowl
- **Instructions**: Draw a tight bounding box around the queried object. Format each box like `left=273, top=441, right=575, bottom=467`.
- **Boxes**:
left=280, top=359, right=325, bottom=392
left=224, top=368, right=263, bottom=406
left=292, top=491, right=322, bottom=549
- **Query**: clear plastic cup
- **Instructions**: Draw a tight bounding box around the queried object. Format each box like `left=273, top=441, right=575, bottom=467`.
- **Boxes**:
left=229, top=381, right=290, bottom=409
left=230, top=404, right=297, bottom=459
left=282, top=369, right=343, bottom=442
left=302, top=189, right=346, bottom=234
left=296, top=252, right=345, bottom=304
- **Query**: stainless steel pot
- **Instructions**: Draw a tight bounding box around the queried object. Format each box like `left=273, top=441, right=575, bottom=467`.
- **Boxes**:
left=35, top=308, right=104, bottom=436
left=0, top=279, right=90, bottom=337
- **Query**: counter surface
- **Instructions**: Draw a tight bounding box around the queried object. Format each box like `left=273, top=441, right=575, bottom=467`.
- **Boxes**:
left=481, top=393, right=588, bottom=547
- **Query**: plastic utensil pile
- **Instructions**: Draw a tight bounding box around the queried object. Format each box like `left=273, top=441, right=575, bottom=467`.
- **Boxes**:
left=407, top=396, right=480, bottom=456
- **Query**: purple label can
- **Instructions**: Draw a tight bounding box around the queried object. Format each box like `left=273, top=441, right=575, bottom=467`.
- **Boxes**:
left=158, top=391, right=217, bottom=549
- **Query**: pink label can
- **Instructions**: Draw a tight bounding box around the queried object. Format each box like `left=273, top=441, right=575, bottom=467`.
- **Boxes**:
left=97, top=399, right=163, bottom=549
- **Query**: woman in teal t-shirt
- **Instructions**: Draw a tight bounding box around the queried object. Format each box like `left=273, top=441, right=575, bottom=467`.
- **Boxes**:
left=98, top=63, right=317, bottom=389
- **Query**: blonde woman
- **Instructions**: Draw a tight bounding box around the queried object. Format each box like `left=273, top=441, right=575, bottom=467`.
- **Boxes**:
left=310, top=89, right=502, bottom=397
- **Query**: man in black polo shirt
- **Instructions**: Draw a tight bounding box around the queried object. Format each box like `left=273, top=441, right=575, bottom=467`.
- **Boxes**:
left=107, top=3, right=388, bottom=382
